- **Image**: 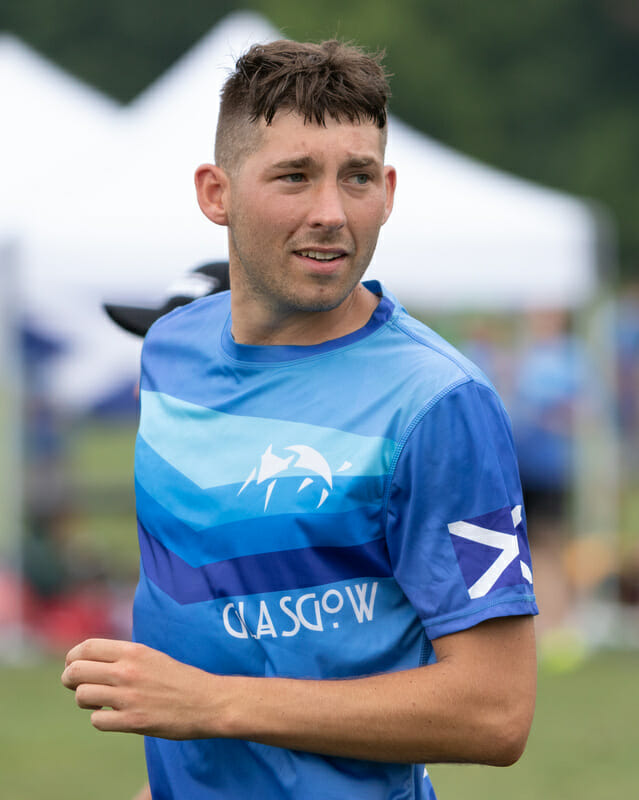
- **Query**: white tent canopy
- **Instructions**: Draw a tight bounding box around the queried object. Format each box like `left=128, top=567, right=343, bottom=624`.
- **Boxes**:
left=0, top=11, right=604, bottom=409
left=376, top=119, right=600, bottom=310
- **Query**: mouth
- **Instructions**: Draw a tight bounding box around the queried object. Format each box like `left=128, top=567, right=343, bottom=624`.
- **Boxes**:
left=295, top=249, right=347, bottom=263
left=293, top=248, right=350, bottom=276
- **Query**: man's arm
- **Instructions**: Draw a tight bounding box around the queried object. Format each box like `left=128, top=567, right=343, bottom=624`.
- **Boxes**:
left=61, top=615, right=536, bottom=766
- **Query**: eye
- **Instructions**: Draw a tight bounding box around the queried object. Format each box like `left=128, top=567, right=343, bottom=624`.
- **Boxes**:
left=348, top=173, right=371, bottom=185
left=281, top=173, right=306, bottom=183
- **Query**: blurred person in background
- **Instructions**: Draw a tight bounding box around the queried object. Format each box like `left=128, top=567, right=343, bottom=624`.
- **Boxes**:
left=103, top=262, right=230, bottom=340
left=510, top=309, right=592, bottom=641
left=615, top=282, right=639, bottom=608
left=615, top=282, right=639, bottom=474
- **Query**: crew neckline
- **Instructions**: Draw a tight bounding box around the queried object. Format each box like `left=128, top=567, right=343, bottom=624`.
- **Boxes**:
left=220, top=280, right=395, bottom=364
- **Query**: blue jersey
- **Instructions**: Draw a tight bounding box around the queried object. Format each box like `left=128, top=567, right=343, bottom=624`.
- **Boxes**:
left=133, top=281, right=537, bottom=799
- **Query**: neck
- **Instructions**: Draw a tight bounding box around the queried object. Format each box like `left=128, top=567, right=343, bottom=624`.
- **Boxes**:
left=230, top=283, right=380, bottom=346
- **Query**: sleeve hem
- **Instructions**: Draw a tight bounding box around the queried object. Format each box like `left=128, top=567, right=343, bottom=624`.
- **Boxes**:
left=424, top=596, right=538, bottom=641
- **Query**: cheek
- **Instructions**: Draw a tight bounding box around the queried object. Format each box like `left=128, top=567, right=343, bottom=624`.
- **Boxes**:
left=275, top=193, right=309, bottom=222
left=248, top=191, right=302, bottom=227
left=352, top=201, right=388, bottom=237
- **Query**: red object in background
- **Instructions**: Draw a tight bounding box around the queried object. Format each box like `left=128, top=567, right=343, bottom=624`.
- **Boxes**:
left=0, top=568, right=117, bottom=652
left=29, top=587, right=115, bottom=651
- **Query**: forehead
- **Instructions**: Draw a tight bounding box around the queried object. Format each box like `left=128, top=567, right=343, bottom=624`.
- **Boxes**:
left=246, top=111, right=386, bottom=166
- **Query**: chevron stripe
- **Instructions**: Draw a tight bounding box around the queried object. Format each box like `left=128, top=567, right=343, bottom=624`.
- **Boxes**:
left=138, top=519, right=393, bottom=605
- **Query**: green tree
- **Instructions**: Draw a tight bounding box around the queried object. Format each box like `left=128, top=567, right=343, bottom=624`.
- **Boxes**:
left=0, top=0, right=236, bottom=101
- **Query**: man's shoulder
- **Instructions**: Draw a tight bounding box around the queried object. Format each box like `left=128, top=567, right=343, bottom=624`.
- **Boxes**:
left=380, top=297, right=494, bottom=396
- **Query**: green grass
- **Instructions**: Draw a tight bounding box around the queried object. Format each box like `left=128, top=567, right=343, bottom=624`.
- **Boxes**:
left=430, top=650, right=639, bottom=799
left=0, top=658, right=147, bottom=800
left=1, top=651, right=637, bottom=799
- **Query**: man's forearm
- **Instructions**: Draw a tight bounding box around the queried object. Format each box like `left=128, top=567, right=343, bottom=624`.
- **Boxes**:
left=210, top=616, right=536, bottom=765
left=63, top=616, right=536, bottom=767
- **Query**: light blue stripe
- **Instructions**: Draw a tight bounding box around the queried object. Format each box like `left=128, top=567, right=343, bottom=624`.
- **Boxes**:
left=138, top=390, right=397, bottom=490
left=136, top=446, right=382, bottom=566
left=135, top=454, right=386, bottom=536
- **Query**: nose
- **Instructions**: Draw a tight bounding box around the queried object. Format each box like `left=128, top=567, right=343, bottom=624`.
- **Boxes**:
left=308, top=181, right=346, bottom=231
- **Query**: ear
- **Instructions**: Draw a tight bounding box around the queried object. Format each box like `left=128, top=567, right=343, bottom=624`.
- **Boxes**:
left=194, top=163, right=230, bottom=226
left=381, top=166, right=397, bottom=225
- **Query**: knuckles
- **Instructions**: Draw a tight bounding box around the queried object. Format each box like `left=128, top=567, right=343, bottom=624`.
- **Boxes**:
left=116, top=657, right=144, bottom=688
left=62, top=639, right=182, bottom=738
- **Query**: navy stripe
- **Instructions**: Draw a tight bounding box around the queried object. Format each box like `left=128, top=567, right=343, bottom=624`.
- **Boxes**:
left=138, top=520, right=392, bottom=605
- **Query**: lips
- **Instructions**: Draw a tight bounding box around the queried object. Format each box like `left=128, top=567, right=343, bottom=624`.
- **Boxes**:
left=295, top=248, right=347, bottom=262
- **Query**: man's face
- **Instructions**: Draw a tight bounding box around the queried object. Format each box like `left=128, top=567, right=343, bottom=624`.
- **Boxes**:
left=221, top=111, right=396, bottom=321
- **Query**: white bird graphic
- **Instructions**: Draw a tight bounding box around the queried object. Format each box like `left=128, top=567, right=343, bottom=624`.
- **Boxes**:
left=238, top=444, right=351, bottom=511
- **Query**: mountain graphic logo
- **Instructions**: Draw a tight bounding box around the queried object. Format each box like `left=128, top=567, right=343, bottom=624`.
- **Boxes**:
left=237, top=444, right=352, bottom=511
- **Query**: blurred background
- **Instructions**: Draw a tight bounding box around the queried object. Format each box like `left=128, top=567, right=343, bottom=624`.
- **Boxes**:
left=1, top=2, right=638, bottom=798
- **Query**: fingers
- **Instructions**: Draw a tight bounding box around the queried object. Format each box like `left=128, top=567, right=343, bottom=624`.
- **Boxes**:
left=60, top=639, right=192, bottom=738
left=62, top=639, right=143, bottom=692
left=90, top=708, right=134, bottom=733
left=74, top=682, right=117, bottom=711
left=61, top=658, right=117, bottom=690
left=65, top=638, right=131, bottom=667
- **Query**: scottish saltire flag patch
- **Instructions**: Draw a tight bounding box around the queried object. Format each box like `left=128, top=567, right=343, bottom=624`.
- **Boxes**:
left=448, top=506, right=533, bottom=599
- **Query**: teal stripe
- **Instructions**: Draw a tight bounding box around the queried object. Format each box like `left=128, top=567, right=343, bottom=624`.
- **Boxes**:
left=135, top=476, right=386, bottom=567
left=138, top=390, right=397, bottom=491
left=135, top=435, right=388, bottom=536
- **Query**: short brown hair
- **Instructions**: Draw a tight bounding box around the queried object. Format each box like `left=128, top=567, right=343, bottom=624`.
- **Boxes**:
left=215, top=39, right=391, bottom=171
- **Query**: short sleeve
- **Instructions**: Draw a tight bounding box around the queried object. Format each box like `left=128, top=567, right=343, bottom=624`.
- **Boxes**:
left=386, top=379, right=538, bottom=641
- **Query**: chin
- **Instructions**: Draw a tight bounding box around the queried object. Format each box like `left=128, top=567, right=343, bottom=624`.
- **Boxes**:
left=292, top=279, right=361, bottom=314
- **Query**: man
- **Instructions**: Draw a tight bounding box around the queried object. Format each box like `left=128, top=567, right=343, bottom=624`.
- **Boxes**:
left=62, top=39, right=538, bottom=800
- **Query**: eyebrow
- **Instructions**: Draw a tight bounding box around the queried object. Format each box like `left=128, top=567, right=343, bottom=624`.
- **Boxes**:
left=345, top=157, right=378, bottom=169
left=271, top=157, right=314, bottom=170
left=270, top=155, right=380, bottom=171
